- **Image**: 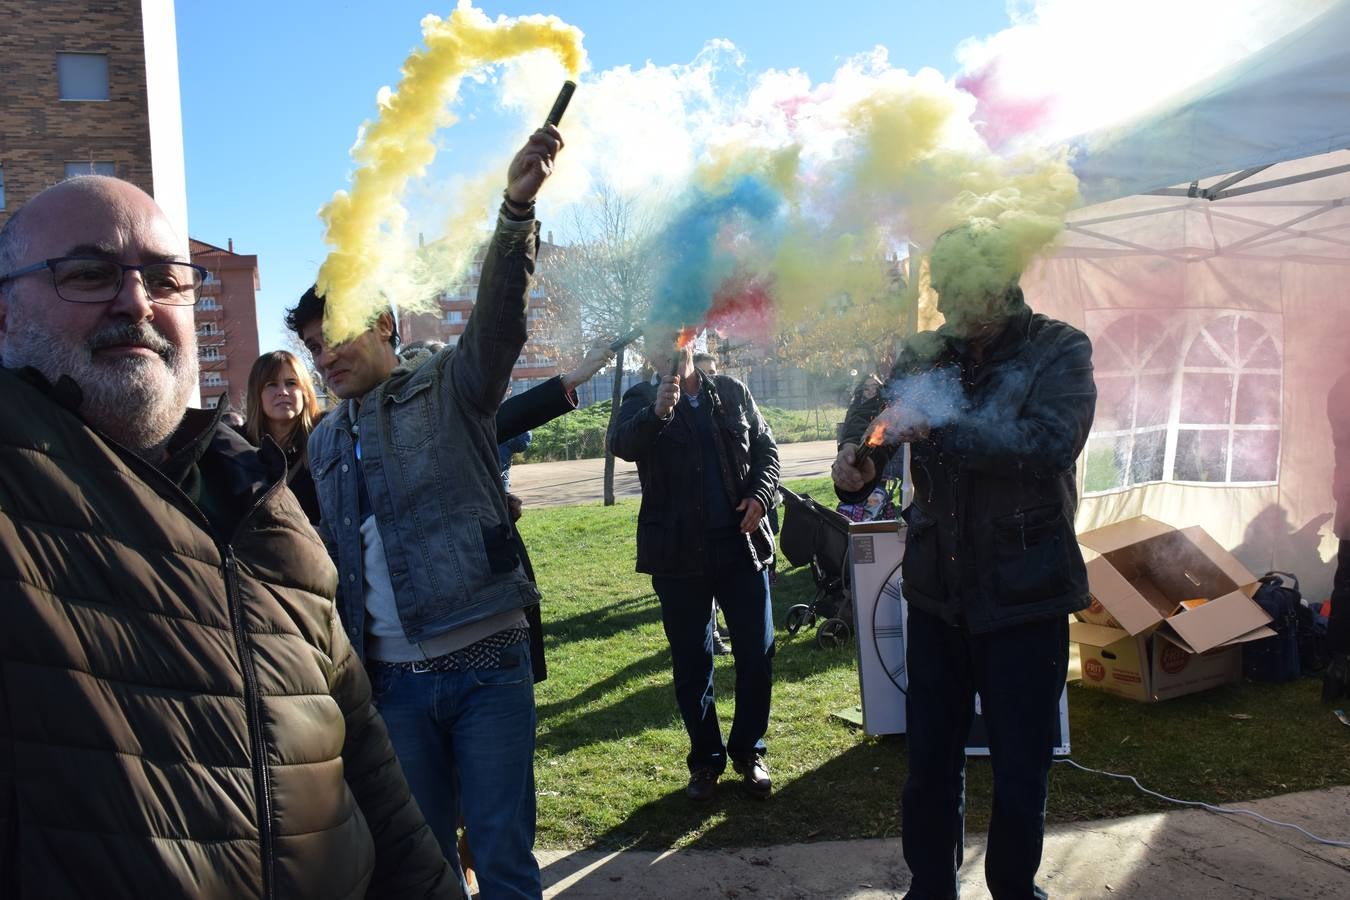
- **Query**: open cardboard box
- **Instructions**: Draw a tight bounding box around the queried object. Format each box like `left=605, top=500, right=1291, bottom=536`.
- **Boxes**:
left=1070, top=516, right=1275, bottom=702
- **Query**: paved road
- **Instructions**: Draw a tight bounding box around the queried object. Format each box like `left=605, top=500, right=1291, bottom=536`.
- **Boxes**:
left=508, top=439, right=838, bottom=508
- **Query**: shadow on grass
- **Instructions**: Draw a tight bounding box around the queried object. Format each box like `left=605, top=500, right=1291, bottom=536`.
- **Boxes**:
left=579, top=738, right=908, bottom=852
left=545, top=592, right=662, bottom=645
left=536, top=647, right=671, bottom=721
left=538, top=679, right=682, bottom=757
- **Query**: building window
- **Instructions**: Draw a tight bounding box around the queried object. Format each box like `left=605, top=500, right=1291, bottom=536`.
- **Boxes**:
left=197, top=296, right=219, bottom=310
left=445, top=310, right=464, bottom=324
left=57, top=53, right=110, bottom=101
left=204, top=396, right=221, bottom=409
left=1084, top=310, right=1282, bottom=494
left=202, top=372, right=223, bottom=387
left=65, top=161, right=116, bottom=178
left=197, top=322, right=217, bottom=336
left=199, top=346, right=222, bottom=361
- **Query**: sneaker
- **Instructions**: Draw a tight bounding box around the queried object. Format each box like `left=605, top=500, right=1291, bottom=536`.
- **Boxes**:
left=686, top=767, right=718, bottom=802
left=713, top=632, right=732, bottom=656
left=732, top=754, right=772, bottom=799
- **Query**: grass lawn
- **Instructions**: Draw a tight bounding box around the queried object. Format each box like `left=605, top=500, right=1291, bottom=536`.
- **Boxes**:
left=520, top=475, right=1350, bottom=851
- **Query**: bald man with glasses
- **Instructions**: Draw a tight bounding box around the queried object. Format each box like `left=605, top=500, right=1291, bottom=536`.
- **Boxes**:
left=0, top=176, right=457, bottom=897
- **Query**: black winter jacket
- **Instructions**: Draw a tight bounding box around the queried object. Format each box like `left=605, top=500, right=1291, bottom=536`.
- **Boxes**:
left=611, top=371, right=779, bottom=577
left=839, top=302, right=1097, bottom=632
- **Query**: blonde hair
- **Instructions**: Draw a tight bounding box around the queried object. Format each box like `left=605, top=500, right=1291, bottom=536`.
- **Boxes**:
left=243, top=350, right=321, bottom=452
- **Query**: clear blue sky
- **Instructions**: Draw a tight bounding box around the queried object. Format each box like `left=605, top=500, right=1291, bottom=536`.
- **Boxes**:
left=177, top=1, right=1011, bottom=355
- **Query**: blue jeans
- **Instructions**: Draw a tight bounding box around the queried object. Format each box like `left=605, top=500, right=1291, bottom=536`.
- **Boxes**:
left=652, top=535, right=775, bottom=773
left=368, top=640, right=541, bottom=900
left=901, top=608, right=1068, bottom=900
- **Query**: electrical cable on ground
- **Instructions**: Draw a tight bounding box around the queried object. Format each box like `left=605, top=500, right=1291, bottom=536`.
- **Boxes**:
left=1054, top=757, right=1350, bottom=849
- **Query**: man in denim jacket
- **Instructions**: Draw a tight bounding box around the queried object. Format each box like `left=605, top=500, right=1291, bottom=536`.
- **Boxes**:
left=288, top=126, right=562, bottom=900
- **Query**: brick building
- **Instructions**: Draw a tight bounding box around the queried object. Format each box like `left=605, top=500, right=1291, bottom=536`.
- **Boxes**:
left=1, top=1, right=259, bottom=409
left=0, top=0, right=187, bottom=235
left=399, top=235, right=579, bottom=391
left=190, top=238, right=260, bottom=410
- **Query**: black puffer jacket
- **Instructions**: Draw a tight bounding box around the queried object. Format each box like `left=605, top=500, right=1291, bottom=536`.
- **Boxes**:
left=612, top=371, right=779, bottom=577
left=0, top=367, right=456, bottom=899
left=840, top=302, right=1097, bottom=632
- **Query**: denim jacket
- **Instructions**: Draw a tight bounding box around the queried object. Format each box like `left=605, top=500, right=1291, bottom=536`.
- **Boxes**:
left=309, top=215, right=542, bottom=659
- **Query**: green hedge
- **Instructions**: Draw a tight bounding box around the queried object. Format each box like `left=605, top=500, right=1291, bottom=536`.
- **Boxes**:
left=518, top=401, right=844, bottom=463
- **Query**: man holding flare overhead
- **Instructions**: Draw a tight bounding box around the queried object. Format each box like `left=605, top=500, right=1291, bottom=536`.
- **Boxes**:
left=832, top=221, right=1096, bottom=900
left=290, top=98, right=567, bottom=899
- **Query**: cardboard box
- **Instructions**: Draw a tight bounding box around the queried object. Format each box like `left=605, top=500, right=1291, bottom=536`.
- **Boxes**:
left=1072, top=516, right=1275, bottom=702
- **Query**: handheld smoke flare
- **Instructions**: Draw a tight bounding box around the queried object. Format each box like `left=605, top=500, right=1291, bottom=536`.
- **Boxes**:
left=669, top=327, right=697, bottom=378
left=545, top=80, right=576, bottom=127
left=854, top=420, right=887, bottom=469
left=608, top=327, right=643, bottom=353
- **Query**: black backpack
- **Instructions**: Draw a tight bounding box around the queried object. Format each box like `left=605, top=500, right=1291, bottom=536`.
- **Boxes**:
left=1243, top=571, right=1302, bottom=683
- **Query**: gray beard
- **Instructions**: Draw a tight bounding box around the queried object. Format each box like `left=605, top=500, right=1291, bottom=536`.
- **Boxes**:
left=2, top=315, right=198, bottom=459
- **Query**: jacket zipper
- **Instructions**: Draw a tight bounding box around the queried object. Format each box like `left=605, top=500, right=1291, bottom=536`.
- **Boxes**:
left=224, top=547, right=276, bottom=900
left=223, top=478, right=286, bottom=900
left=103, top=430, right=283, bottom=900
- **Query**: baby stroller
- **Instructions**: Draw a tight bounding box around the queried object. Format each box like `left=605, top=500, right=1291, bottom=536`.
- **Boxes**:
left=778, top=486, right=855, bottom=649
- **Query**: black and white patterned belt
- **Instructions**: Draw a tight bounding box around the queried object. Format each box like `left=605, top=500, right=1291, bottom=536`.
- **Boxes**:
left=370, top=626, right=530, bottom=674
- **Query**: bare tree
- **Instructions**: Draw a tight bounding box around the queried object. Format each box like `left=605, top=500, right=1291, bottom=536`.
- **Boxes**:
left=541, top=184, right=659, bottom=505
left=774, top=256, right=913, bottom=385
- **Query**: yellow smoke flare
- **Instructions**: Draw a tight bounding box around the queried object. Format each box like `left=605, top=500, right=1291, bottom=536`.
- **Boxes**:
left=316, top=3, right=586, bottom=343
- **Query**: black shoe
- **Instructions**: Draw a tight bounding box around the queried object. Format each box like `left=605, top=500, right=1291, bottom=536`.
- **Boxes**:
left=1324, top=654, right=1350, bottom=703
left=686, top=767, right=718, bottom=802
left=732, top=754, right=771, bottom=799
left=713, top=632, right=732, bottom=656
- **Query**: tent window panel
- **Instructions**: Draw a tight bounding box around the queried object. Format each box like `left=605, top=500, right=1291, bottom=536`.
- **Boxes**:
left=1174, top=313, right=1282, bottom=484
left=1085, top=435, right=1125, bottom=493
left=1083, top=312, right=1182, bottom=496
left=1084, top=310, right=1280, bottom=492
left=1084, top=428, right=1166, bottom=493
left=1138, top=372, right=1173, bottom=426
left=1132, top=429, right=1167, bottom=483
left=1180, top=372, right=1235, bottom=424
left=1174, top=429, right=1229, bottom=482
left=1094, top=375, right=1133, bottom=431
left=1231, top=430, right=1280, bottom=482
left=1235, top=374, right=1281, bottom=425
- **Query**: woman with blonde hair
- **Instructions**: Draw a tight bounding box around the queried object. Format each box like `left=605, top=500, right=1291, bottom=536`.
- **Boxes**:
left=243, top=350, right=323, bottom=523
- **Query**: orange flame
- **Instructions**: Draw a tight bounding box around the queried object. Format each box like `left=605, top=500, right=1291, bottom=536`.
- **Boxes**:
left=675, top=326, right=697, bottom=350
left=865, top=420, right=887, bottom=447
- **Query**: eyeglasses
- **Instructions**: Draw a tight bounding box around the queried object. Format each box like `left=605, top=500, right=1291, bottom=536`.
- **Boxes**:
left=0, top=256, right=210, bottom=306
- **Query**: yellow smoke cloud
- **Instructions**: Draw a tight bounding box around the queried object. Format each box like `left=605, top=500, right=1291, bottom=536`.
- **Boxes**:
left=316, top=2, right=586, bottom=343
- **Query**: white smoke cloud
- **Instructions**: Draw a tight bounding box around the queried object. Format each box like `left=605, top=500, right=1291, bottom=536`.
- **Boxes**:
left=956, top=0, right=1340, bottom=144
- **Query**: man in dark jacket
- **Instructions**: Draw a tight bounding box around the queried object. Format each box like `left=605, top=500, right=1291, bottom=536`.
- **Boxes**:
left=611, top=333, right=780, bottom=801
left=833, top=221, right=1096, bottom=900
left=0, top=176, right=455, bottom=897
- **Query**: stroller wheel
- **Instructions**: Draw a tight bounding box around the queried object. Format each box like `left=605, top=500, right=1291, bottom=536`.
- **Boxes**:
left=785, top=604, right=814, bottom=636
left=816, top=618, right=852, bottom=650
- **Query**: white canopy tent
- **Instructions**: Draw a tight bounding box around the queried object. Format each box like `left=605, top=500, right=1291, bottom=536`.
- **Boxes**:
left=1022, top=0, right=1350, bottom=601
